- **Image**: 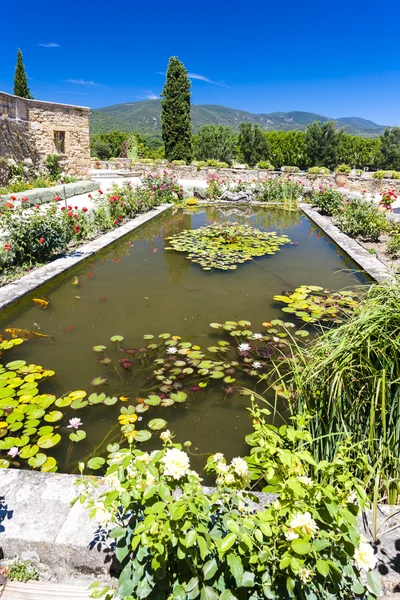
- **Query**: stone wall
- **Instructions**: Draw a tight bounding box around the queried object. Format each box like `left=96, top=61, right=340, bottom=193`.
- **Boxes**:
left=0, top=91, right=91, bottom=182
left=91, top=160, right=400, bottom=195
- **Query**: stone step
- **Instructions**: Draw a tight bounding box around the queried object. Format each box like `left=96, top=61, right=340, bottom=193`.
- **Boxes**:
left=1, top=580, right=92, bottom=599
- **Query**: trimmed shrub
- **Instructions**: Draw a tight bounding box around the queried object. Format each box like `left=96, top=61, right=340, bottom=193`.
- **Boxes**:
left=257, top=160, right=275, bottom=170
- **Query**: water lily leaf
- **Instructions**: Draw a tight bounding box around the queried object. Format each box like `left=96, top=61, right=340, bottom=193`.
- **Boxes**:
left=99, top=358, right=112, bottom=365
left=55, top=396, right=72, bottom=407
left=135, top=403, right=149, bottom=413
left=88, top=392, right=106, bottom=404
left=37, top=426, right=54, bottom=436
left=44, top=410, right=63, bottom=422
left=41, top=456, right=58, bottom=472
left=28, top=453, right=47, bottom=468
left=0, top=459, right=10, bottom=468
left=134, top=430, right=152, bottom=442
left=145, top=395, right=161, bottom=406
left=93, top=345, right=107, bottom=352
left=71, top=399, right=88, bottom=410
left=87, top=456, right=105, bottom=470
left=68, top=390, right=87, bottom=401
left=37, top=433, right=61, bottom=449
left=69, top=429, right=86, bottom=442
left=143, top=334, right=154, bottom=340
left=104, top=396, right=118, bottom=406
left=295, top=330, right=310, bottom=337
left=209, top=323, right=222, bottom=329
left=110, top=335, right=124, bottom=342
left=210, top=371, right=225, bottom=379
left=148, top=418, right=167, bottom=431
left=20, top=444, right=39, bottom=459
left=170, top=391, right=187, bottom=403
left=90, top=376, right=107, bottom=386
left=6, top=360, right=27, bottom=370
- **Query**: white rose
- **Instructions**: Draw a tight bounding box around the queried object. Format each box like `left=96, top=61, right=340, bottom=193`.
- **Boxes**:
left=225, top=473, right=235, bottom=485
left=160, top=429, right=172, bottom=442
left=285, top=528, right=299, bottom=541
left=289, top=511, right=319, bottom=536
left=162, top=448, right=190, bottom=480
left=216, top=461, right=229, bottom=475
left=354, top=541, right=377, bottom=571
left=297, top=476, right=313, bottom=486
left=231, top=457, right=249, bottom=478
left=299, top=567, right=312, bottom=583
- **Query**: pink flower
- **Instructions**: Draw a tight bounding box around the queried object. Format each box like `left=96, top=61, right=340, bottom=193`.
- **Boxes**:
left=8, top=447, right=19, bottom=458
left=67, top=418, right=82, bottom=429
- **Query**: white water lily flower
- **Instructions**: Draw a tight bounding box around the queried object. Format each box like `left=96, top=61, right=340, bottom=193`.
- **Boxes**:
left=231, top=457, right=249, bottom=478
left=167, top=346, right=178, bottom=354
left=289, top=511, right=319, bottom=536
left=252, top=333, right=263, bottom=339
left=297, top=476, right=313, bottom=486
left=67, top=417, right=82, bottom=429
left=162, top=448, right=190, bottom=480
left=285, top=528, right=299, bottom=541
left=160, top=429, right=172, bottom=442
left=354, top=541, right=377, bottom=571
left=7, top=447, right=19, bottom=458
left=238, top=343, right=251, bottom=352
left=252, top=361, right=262, bottom=369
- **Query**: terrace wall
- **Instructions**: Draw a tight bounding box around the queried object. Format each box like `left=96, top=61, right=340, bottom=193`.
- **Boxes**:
left=0, top=91, right=91, bottom=184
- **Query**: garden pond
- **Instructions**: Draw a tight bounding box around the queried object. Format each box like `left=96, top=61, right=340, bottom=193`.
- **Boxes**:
left=0, top=206, right=369, bottom=474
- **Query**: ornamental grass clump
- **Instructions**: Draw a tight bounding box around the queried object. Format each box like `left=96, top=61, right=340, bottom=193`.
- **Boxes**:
left=276, top=280, right=400, bottom=504
left=78, top=402, right=381, bottom=600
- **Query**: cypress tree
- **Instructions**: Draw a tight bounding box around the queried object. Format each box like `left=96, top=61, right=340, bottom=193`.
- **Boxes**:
left=161, top=57, right=192, bottom=163
left=14, top=49, right=33, bottom=99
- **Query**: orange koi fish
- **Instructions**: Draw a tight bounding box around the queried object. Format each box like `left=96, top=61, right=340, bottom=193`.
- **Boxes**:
left=32, top=298, right=49, bottom=308
left=5, top=328, right=54, bottom=340
left=64, top=325, right=75, bottom=333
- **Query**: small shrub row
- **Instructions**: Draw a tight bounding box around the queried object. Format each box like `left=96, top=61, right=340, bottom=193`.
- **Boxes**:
left=373, top=170, right=400, bottom=179
left=307, top=166, right=331, bottom=175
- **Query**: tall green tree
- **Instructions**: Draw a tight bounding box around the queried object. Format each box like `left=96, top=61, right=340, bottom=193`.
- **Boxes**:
left=161, top=57, right=192, bottom=163
left=304, top=121, right=343, bottom=170
left=238, top=123, right=268, bottom=166
left=13, top=49, right=33, bottom=99
left=265, top=130, right=307, bottom=169
left=379, top=127, right=400, bottom=171
left=194, top=124, right=237, bottom=165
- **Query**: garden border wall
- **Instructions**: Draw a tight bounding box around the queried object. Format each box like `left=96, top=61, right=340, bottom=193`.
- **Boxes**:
left=0, top=180, right=100, bottom=206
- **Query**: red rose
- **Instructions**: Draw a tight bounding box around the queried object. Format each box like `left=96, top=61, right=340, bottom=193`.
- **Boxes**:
left=118, top=215, right=123, bottom=220
left=21, top=197, right=29, bottom=203
left=67, top=211, right=73, bottom=217
left=61, top=206, right=66, bottom=211
left=98, top=190, right=103, bottom=194
left=82, top=207, right=88, bottom=212
left=4, top=244, right=11, bottom=251
left=88, top=194, right=92, bottom=198
left=39, top=237, right=45, bottom=244
left=4, top=202, right=14, bottom=209
left=53, top=196, right=61, bottom=202
left=68, top=205, right=72, bottom=210
left=114, top=219, right=119, bottom=225
left=74, top=206, right=78, bottom=209
left=35, top=205, right=40, bottom=209
left=75, top=225, right=80, bottom=233
left=10, top=196, right=16, bottom=201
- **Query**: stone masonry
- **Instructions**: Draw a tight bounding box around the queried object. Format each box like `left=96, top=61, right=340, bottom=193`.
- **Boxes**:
left=0, top=90, right=91, bottom=181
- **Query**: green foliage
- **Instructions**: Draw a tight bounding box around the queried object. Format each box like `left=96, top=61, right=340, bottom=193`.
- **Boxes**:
left=79, top=407, right=377, bottom=600
left=307, top=166, right=331, bottom=175
left=45, top=154, right=62, bottom=181
left=337, top=197, right=389, bottom=241
left=277, top=280, right=400, bottom=505
left=379, top=127, right=400, bottom=171
left=338, top=134, right=380, bottom=169
left=257, top=160, right=274, bottom=170
left=336, top=164, right=351, bottom=173
left=7, top=559, right=39, bottom=582
left=273, top=285, right=360, bottom=323
left=305, top=121, right=343, bottom=170
left=372, top=170, right=400, bottom=179
left=281, top=165, right=300, bottom=173
left=206, top=159, right=229, bottom=168
left=205, top=173, right=225, bottom=199
left=254, top=178, right=304, bottom=205
left=13, top=49, right=33, bottom=99
left=265, top=130, right=307, bottom=169
left=165, top=223, right=291, bottom=270
left=171, top=160, right=186, bottom=166
left=161, top=57, right=192, bottom=163
left=194, top=125, right=238, bottom=165
left=91, top=139, right=112, bottom=160
left=311, top=187, right=343, bottom=216
left=238, top=123, right=268, bottom=167
left=141, top=171, right=183, bottom=203
left=387, top=223, right=400, bottom=257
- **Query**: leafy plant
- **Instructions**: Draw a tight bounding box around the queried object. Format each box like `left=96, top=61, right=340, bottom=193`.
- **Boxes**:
left=281, top=166, right=300, bottom=173
left=165, top=223, right=292, bottom=270
left=273, top=285, right=360, bottom=323
left=372, top=170, right=400, bottom=179
left=142, top=170, right=183, bottom=204
left=7, top=559, right=39, bottom=582
left=337, top=197, right=389, bottom=241
left=311, top=187, right=343, bottom=216
left=307, top=166, right=331, bottom=175
left=257, top=160, right=275, bottom=170
left=171, top=159, right=186, bottom=166
left=78, top=405, right=380, bottom=600
left=161, top=57, right=192, bottom=163
left=205, top=173, right=226, bottom=199
left=336, top=164, right=351, bottom=173
left=45, top=154, right=62, bottom=181
left=254, top=178, right=303, bottom=205
left=387, top=223, right=400, bottom=257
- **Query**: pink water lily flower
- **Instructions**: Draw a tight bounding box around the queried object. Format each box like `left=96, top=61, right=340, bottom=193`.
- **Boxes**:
left=8, top=447, right=19, bottom=458
left=67, top=418, right=82, bottom=429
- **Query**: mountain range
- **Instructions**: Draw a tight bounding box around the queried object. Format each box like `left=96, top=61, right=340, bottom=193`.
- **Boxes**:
left=90, top=100, right=386, bottom=137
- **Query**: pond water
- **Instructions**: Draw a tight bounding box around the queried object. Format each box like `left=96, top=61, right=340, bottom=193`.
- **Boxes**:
left=0, top=206, right=369, bottom=474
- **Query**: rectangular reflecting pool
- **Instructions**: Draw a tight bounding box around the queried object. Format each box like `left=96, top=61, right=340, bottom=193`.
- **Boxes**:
left=0, top=206, right=370, bottom=473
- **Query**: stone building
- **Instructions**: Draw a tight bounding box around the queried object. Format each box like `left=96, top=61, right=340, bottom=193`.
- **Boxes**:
left=0, top=90, right=90, bottom=184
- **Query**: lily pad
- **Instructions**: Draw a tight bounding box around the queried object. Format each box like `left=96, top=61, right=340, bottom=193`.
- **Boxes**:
left=148, top=418, right=167, bottom=431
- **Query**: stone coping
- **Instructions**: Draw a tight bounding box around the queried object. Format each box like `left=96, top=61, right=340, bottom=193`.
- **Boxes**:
left=0, top=89, right=90, bottom=111
left=300, top=203, right=394, bottom=282
left=0, top=181, right=100, bottom=206
left=0, top=204, right=171, bottom=311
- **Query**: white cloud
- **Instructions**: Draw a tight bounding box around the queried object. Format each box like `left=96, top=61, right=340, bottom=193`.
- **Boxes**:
left=63, top=79, right=102, bottom=86
left=188, top=73, right=228, bottom=87
left=146, top=93, right=159, bottom=100
left=39, top=43, right=60, bottom=48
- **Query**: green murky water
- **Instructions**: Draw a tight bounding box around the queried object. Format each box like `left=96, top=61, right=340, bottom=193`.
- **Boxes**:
left=0, top=206, right=369, bottom=473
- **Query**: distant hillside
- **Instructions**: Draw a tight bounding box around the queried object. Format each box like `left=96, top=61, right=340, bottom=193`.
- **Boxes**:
left=90, top=100, right=386, bottom=137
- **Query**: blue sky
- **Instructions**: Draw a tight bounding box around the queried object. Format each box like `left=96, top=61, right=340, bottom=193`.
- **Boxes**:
left=1, top=0, right=400, bottom=124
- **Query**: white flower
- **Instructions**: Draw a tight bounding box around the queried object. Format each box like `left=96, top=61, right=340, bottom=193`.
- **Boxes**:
left=297, top=476, right=313, bottom=486
left=213, top=452, right=224, bottom=462
left=252, top=333, right=263, bottom=339
left=252, top=361, right=262, bottom=369
left=7, top=447, right=19, bottom=458
left=347, top=490, right=358, bottom=504
left=289, top=512, right=319, bottom=536
left=162, top=448, right=190, bottom=480
left=216, top=461, right=229, bottom=475
left=167, top=346, right=178, bottom=354
left=299, top=567, right=312, bottom=583
left=238, top=343, right=251, bottom=352
left=285, top=528, right=299, bottom=541
left=67, top=417, right=82, bottom=429
left=106, top=472, right=125, bottom=493
left=231, top=457, right=249, bottom=478
left=93, top=504, right=113, bottom=527
left=160, top=429, right=172, bottom=442
left=273, top=336, right=280, bottom=343
left=354, top=541, right=377, bottom=571
left=225, top=473, right=235, bottom=485
left=145, top=472, right=156, bottom=489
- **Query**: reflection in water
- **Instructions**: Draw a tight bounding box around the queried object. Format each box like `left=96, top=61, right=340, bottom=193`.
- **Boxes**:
left=0, top=207, right=370, bottom=473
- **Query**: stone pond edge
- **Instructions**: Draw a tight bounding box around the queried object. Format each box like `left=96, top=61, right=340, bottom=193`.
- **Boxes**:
left=0, top=204, right=172, bottom=311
